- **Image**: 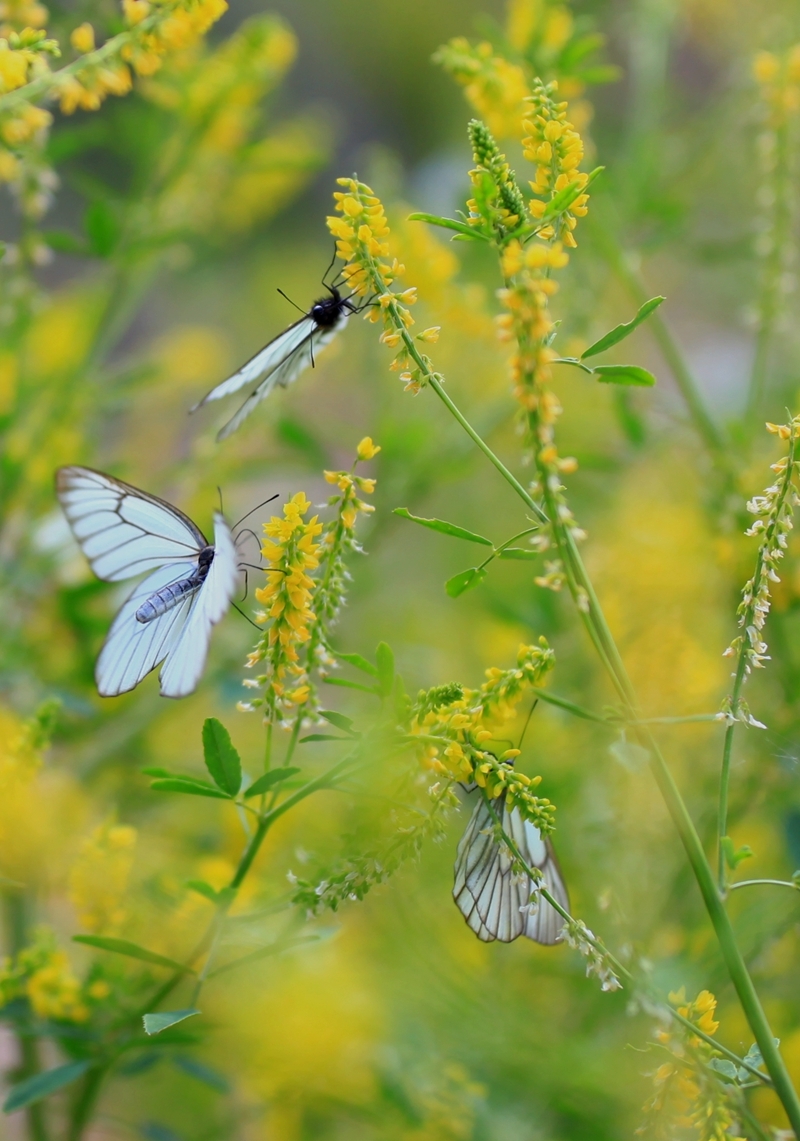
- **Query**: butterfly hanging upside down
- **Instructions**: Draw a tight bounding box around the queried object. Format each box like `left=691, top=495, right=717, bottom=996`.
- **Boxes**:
left=191, top=285, right=357, bottom=441
left=454, top=788, right=569, bottom=945
left=56, top=466, right=243, bottom=698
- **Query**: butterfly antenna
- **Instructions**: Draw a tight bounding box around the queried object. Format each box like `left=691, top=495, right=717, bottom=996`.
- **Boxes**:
left=240, top=567, right=249, bottom=603
left=232, top=493, right=279, bottom=531
left=321, top=243, right=338, bottom=288
left=232, top=601, right=261, bottom=630
left=217, top=486, right=224, bottom=514
left=277, top=287, right=307, bottom=316
left=517, top=698, right=539, bottom=751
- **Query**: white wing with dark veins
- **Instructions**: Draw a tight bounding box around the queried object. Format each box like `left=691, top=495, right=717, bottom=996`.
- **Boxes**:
left=453, top=792, right=569, bottom=945
left=56, top=466, right=205, bottom=582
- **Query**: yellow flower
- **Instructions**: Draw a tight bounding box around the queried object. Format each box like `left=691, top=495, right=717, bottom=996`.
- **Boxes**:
left=70, top=21, right=94, bottom=52
left=27, top=951, right=87, bottom=1022
left=356, top=436, right=381, bottom=461
left=0, top=41, right=30, bottom=91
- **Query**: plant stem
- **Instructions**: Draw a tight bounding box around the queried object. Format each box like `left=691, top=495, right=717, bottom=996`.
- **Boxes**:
left=730, top=879, right=800, bottom=892
left=416, top=353, right=800, bottom=1133
left=482, top=792, right=773, bottom=1088
left=66, top=1067, right=107, bottom=1141
left=3, top=893, right=50, bottom=1141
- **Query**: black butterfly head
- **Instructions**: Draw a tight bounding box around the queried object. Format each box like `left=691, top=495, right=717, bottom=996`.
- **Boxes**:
left=310, top=287, right=350, bottom=329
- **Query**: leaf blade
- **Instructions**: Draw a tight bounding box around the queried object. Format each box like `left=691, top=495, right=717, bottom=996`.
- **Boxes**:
left=150, top=779, right=231, bottom=799
left=581, top=296, right=665, bottom=359
left=392, top=507, right=492, bottom=546
left=143, top=1009, right=201, bottom=1036
left=407, top=212, right=488, bottom=241
left=335, top=651, right=378, bottom=677
left=73, top=935, right=191, bottom=972
left=591, top=364, right=656, bottom=387
left=243, top=767, right=301, bottom=799
left=202, top=718, right=242, bottom=795
left=4, top=1060, right=91, bottom=1112
left=445, top=567, right=487, bottom=598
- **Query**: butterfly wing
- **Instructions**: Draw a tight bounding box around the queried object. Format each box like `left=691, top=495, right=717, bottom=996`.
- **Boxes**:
left=57, top=466, right=205, bottom=582
left=215, top=318, right=345, bottom=441
left=95, top=563, right=197, bottom=696
left=192, top=317, right=316, bottom=411
left=158, top=513, right=238, bottom=698
left=453, top=793, right=568, bottom=945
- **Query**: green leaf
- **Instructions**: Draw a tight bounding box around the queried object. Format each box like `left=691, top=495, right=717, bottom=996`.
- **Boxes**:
left=4, top=1060, right=91, bottom=1112
left=591, top=364, right=656, bottom=387
left=497, top=547, right=539, bottom=560
left=708, top=1058, right=738, bottom=1081
left=581, top=296, right=665, bottom=359
left=73, top=936, right=190, bottom=973
left=445, top=567, right=487, bottom=598
left=150, top=779, right=231, bottom=799
left=84, top=199, right=120, bottom=257
left=42, top=228, right=88, bottom=256
left=299, top=734, right=352, bottom=743
left=319, top=710, right=358, bottom=735
left=143, top=1010, right=200, bottom=1036
left=172, top=1055, right=230, bottom=1093
left=202, top=718, right=242, bottom=795
left=393, top=507, right=492, bottom=546
left=375, top=642, right=395, bottom=697
left=336, top=651, right=379, bottom=676
left=243, top=767, right=301, bottom=799
left=541, top=166, right=603, bottom=221
left=141, top=767, right=173, bottom=778
left=323, top=677, right=379, bottom=695
left=185, top=880, right=219, bottom=903
left=407, top=212, right=488, bottom=241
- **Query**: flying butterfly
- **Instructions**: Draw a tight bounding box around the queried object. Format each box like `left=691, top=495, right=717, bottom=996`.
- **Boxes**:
left=453, top=790, right=569, bottom=945
left=56, top=466, right=242, bottom=699
left=192, top=281, right=357, bottom=441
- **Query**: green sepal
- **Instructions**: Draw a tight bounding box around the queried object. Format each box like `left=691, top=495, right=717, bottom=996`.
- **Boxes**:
left=446, top=567, right=487, bottom=598
left=202, top=718, right=242, bottom=795
left=393, top=507, right=492, bottom=546
left=581, top=296, right=665, bottom=359
left=243, top=767, right=300, bottom=799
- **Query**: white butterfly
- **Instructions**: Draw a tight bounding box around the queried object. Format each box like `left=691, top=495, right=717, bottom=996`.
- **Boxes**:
left=454, top=791, right=569, bottom=944
left=192, top=287, right=355, bottom=441
left=56, top=466, right=239, bottom=699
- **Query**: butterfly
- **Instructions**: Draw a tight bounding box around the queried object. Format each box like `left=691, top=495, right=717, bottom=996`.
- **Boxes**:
left=453, top=790, right=569, bottom=944
left=192, top=285, right=356, bottom=441
left=56, top=466, right=240, bottom=699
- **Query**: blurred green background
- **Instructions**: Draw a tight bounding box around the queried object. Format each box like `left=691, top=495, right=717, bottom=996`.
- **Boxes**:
left=2, top=0, right=800, bottom=1136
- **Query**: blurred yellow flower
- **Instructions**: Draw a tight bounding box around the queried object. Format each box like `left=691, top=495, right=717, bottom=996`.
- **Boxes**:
left=68, top=820, right=137, bottom=933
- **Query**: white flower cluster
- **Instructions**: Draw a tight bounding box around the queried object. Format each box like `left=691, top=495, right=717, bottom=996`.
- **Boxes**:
left=723, top=419, right=800, bottom=689
left=562, top=918, right=623, bottom=993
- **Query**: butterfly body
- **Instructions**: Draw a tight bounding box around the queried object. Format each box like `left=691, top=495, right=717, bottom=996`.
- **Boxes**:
left=135, top=546, right=214, bottom=623
left=56, top=466, right=239, bottom=698
left=193, top=286, right=355, bottom=440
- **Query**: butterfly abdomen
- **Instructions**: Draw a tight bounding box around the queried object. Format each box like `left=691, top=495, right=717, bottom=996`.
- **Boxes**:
left=135, top=547, right=214, bottom=623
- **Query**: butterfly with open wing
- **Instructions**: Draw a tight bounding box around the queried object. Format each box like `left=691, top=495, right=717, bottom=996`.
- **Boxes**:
left=56, top=466, right=244, bottom=699
left=191, top=284, right=357, bottom=441
left=454, top=789, right=569, bottom=945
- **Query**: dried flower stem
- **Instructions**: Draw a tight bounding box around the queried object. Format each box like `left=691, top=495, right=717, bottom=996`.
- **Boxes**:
left=718, top=420, right=799, bottom=890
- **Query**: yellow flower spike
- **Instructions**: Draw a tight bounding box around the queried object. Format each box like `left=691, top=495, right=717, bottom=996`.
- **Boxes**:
left=70, top=21, right=95, bottom=52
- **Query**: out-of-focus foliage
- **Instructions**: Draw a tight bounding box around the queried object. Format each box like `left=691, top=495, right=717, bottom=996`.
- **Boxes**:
left=2, top=0, right=800, bottom=1137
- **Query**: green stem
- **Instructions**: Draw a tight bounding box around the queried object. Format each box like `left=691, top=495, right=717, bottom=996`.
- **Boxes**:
left=730, top=879, right=800, bottom=892
left=66, top=1066, right=108, bottom=1141
left=482, top=792, right=772, bottom=1088
left=0, top=24, right=156, bottom=114
left=414, top=338, right=800, bottom=1133
left=3, top=893, right=50, bottom=1141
